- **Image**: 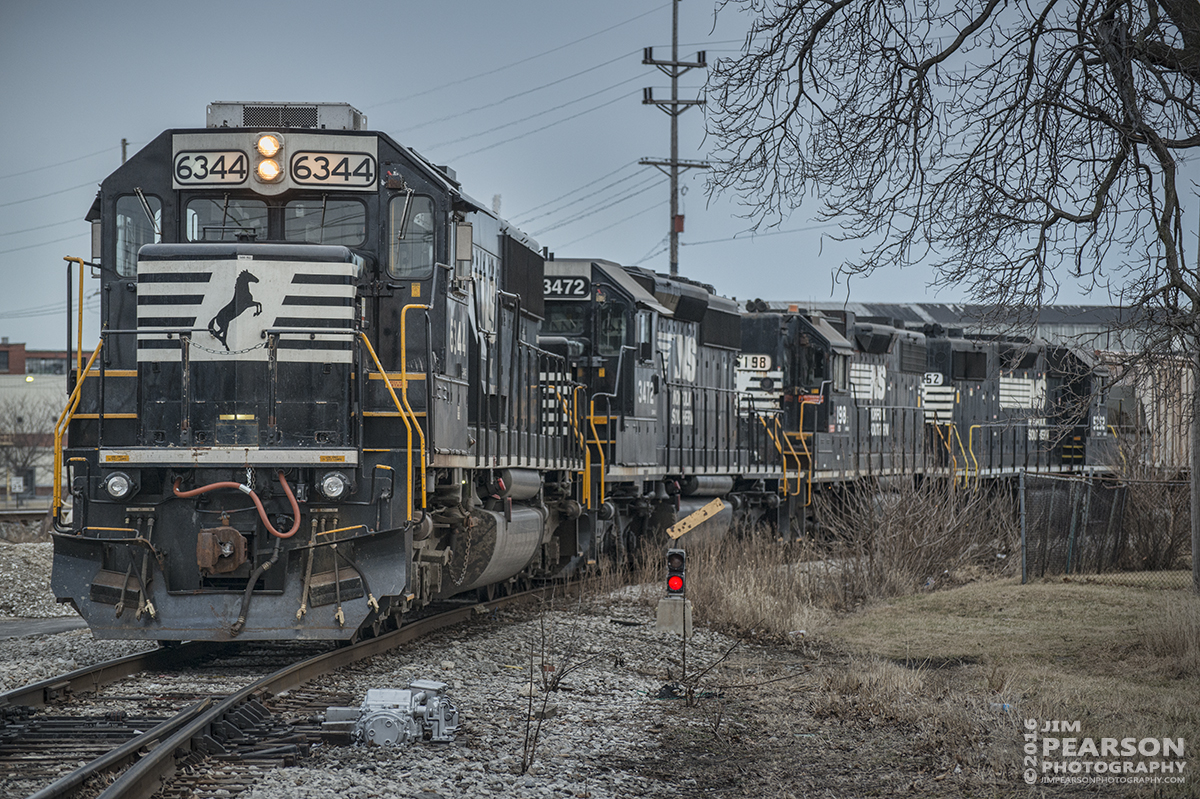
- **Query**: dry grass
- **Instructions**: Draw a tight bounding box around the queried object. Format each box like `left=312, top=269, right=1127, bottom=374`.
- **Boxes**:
left=628, top=480, right=1200, bottom=794
left=643, top=478, right=1020, bottom=638
left=811, top=478, right=1019, bottom=608
left=825, top=578, right=1200, bottom=791
left=654, top=529, right=835, bottom=640
left=1140, top=593, right=1200, bottom=677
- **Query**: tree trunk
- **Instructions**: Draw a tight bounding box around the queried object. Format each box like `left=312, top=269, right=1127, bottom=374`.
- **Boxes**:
left=1192, top=343, right=1200, bottom=594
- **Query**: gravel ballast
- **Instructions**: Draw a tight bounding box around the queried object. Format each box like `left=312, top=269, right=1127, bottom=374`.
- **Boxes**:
left=0, top=542, right=755, bottom=797
left=0, top=541, right=1034, bottom=798
left=244, top=598, right=739, bottom=799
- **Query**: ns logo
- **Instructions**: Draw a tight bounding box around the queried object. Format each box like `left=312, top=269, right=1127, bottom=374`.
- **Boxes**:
left=658, top=329, right=697, bottom=382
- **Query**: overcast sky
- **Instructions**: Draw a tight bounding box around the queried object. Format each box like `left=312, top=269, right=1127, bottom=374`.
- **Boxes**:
left=1, top=0, right=1106, bottom=350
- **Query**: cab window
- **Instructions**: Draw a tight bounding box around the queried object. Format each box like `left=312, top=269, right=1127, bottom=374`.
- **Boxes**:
left=284, top=198, right=366, bottom=246
left=796, top=346, right=828, bottom=390
left=388, top=195, right=435, bottom=279
left=115, top=195, right=161, bottom=277
left=596, top=300, right=628, bottom=357
left=833, top=354, right=849, bottom=392
left=186, top=197, right=268, bottom=242
left=544, top=303, right=586, bottom=336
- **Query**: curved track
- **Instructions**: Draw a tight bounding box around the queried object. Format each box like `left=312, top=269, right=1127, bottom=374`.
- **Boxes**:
left=3, top=589, right=549, bottom=799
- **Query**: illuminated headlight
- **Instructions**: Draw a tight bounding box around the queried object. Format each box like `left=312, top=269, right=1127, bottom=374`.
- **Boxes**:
left=320, top=472, right=350, bottom=500
left=256, top=134, right=282, bottom=157
left=104, top=472, right=133, bottom=500
left=256, top=158, right=282, bottom=182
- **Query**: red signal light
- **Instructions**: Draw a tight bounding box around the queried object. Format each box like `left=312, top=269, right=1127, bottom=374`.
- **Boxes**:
left=666, top=547, right=686, bottom=594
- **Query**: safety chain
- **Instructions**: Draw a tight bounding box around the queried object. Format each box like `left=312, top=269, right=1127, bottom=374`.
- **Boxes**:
left=180, top=334, right=269, bottom=357
left=456, top=519, right=473, bottom=586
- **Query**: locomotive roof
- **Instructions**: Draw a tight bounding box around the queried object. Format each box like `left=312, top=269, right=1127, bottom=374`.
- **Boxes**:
left=93, top=125, right=542, bottom=255
left=548, top=259, right=671, bottom=315
left=810, top=314, right=855, bottom=355
left=755, top=300, right=1144, bottom=351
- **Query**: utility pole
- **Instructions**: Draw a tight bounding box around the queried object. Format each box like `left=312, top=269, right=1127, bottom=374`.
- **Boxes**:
left=642, top=0, right=708, bottom=276
left=121, top=138, right=128, bottom=164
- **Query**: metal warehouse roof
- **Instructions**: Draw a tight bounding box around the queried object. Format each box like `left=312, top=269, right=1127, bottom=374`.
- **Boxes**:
left=757, top=301, right=1145, bottom=350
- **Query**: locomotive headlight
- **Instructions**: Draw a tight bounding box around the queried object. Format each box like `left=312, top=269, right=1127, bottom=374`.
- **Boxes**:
left=256, top=134, right=282, bottom=157
left=103, top=472, right=133, bottom=500
left=319, top=471, right=350, bottom=500
left=256, top=158, right=282, bottom=182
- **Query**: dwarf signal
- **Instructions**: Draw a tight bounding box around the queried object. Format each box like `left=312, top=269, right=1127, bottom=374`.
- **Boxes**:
left=666, top=548, right=686, bottom=594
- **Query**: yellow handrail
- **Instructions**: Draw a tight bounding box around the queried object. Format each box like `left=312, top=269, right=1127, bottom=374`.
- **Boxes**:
left=967, top=424, right=981, bottom=483
left=587, top=399, right=607, bottom=505
left=570, top=385, right=591, bottom=508
left=400, top=304, right=431, bottom=506
left=358, top=332, right=417, bottom=521
left=555, top=389, right=588, bottom=508
left=948, top=424, right=970, bottom=487
left=757, top=414, right=788, bottom=498
left=52, top=340, right=104, bottom=521
left=556, top=391, right=586, bottom=454
left=64, top=257, right=85, bottom=376
left=796, top=402, right=818, bottom=506
left=1107, top=425, right=1128, bottom=473
left=774, top=416, right=805, bottom=499
left=932, top=422, right=956, bottom=477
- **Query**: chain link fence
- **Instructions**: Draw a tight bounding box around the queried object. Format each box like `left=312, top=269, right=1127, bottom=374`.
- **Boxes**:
left=1020, top=472, right=1193, bottom=588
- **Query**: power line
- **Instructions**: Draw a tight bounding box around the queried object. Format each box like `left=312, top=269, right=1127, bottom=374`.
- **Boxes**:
left=0, top=146, right=116, bottom=181
left=556, top=198, right=665, bottom=249
left=398, top=50, right=640, bottom=134
left=0, top=292, right=100, bottom=320
left=0, top=231, right=89, bottom=256
left=680, top=222, right=843, bottom=246
left=0, top=218, right=80, bottom=238
left=447, top=91, right=637, bottom=161
left=510, top=162, right=638, bottom=221
left=534, top=175, right=667, bottom=236
left=636, top=234, right=671, bottom=264
left=0, top=301, right=101, bottom=321
left=515, top=168, right=649, bottom=226
left=0, top=180, right=99, bottom=210
left=437, top=75, right=644, bottom=150
left=368, top=3, right=671, bottom=110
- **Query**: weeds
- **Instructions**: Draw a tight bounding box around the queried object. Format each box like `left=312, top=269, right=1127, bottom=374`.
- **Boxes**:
left=1139, top=595, right=1200, bottom=677
left=812, top=477, right=1018, bottom=608
left=519, top=591, right=607, bottom=775
left=661, top=477, right=1018, bottom=638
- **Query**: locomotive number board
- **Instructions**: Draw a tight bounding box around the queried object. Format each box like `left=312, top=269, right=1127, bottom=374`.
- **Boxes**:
left=172, top=134, right=379, bottom=194
left=737, top=354, right=772, bottom=371
left=543, top=277, right=589, bottom=298
left=290, top=151, right=377, bottom=188
left=174, top=151, right=249, bottom=185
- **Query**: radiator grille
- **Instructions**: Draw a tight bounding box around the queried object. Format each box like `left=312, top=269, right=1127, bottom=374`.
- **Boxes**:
left=242, top=105, right=319, bottom=128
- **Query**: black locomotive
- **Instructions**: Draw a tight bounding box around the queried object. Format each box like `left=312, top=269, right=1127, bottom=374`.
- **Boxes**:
left=50, top=102, right=1111, bottom=642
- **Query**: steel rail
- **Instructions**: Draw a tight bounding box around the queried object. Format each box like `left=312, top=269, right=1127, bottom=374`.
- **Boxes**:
left=29, top=589, right=548, bottom=799
left=26, top=699, right=213, bottom=799
left=0, top=642, right=214, bottom=711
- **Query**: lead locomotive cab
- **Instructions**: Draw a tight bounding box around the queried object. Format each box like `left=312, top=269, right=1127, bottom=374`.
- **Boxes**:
left=53, top=102, right=581, bottom=641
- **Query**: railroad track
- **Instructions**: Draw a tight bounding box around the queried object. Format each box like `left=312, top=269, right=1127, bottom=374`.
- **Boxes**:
left=1, top=590, right=548, bottom=799
left=0, top=507, right=52, bottom=528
